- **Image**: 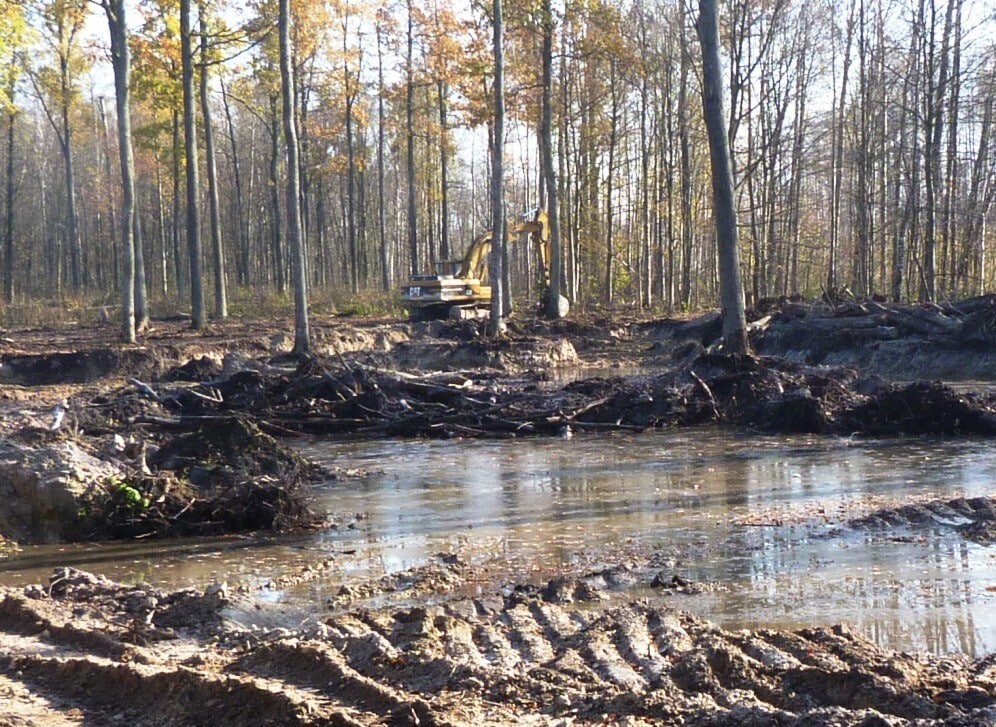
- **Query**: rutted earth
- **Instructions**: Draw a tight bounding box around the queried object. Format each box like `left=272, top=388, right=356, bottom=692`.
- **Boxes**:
left=2, top=566, right=995, bottom=726
left=1, top=298, right=996, bottom=725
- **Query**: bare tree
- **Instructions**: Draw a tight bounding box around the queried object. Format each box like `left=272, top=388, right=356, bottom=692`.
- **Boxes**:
left=487, top=0, right=506, bottom=336
left=100, top=0, right=135, bottom=343
left=697, top=0, right=749, bottom=352
left=199, top=6, right=226, bottom=319
left=279, top=0, right=310, bottom=354
left=541, top=0, right=565, bottom=319
left=181, top=0, right=205, bottom=328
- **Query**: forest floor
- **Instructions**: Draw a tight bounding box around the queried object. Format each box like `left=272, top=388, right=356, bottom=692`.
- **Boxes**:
left=1, top=296, right=996, bottom=726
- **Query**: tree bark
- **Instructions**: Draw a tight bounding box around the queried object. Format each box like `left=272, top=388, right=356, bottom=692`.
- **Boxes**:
left=199, top=17, right=226, bottom=320
left=102, top=0, right=135, bottom=343
left=3, top=65, right=15, bottom=305
left=697, top=0, right=749, bottom=353
left=181, top=0, right=205, bottom=328
left=376, top=14, right=390, bottom=291
left=279, top=0, right=310, bottom=355
left=487, top=0, right=506, bottom=335
left=406, top=0, right=419, bottom=277
left=541, top=0, right=564, bottom=320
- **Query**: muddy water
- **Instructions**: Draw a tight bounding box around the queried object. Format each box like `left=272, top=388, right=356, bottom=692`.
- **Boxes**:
left=2, top=430, right=995, bottom=656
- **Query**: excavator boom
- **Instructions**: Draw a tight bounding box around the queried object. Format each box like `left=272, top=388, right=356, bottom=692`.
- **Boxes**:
left=400, top=209, right=555, bottom=320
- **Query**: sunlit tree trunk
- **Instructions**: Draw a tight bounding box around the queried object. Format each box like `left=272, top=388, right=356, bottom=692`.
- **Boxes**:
left=279, top=0, right=309, bottom=354
left=697, top=0, right=748, bottom=353
left=541, top=0, right=564, bottom=320
left=102, top=0, right=135, bottom=343
left=487, top=0, right=506, bottom=335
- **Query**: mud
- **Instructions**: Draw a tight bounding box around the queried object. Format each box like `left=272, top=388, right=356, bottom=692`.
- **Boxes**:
left=2, top=567, right=995, bottom=726
left=845, top=494, right=996, bottom=542
left=2, top=304, right=995, bottom=543
left=1, top=302, right=995, bottom=724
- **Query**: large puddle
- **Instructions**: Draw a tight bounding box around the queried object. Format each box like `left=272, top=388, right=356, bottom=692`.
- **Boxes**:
left=2, top=430, right=995, bottom=656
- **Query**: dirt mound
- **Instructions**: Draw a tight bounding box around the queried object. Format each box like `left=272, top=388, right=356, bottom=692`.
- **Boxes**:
left=2, top=569, right=994, bottom=725
left=0, top=348, right=164, bottom=385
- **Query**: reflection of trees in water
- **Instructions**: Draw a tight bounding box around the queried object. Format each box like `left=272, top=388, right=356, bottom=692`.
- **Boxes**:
left=301, top=435, right=991, bottom=656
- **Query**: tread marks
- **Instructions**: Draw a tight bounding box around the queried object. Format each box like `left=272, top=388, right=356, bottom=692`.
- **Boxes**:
left=575, top=612, right=648, bottom=691
left=0, top=653, right=323, bottom=726
left=233, top=640, right=442, bottom=726
left=502, top=604, right=557, bottom=666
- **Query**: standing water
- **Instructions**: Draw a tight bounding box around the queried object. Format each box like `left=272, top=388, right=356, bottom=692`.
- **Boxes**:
left=2, top=429, right=994, bottom=656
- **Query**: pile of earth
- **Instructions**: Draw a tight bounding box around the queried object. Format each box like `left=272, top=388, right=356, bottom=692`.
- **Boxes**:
left=0, top=414, right=323, bottom=544
left=1, top=566, right=993, bottom=726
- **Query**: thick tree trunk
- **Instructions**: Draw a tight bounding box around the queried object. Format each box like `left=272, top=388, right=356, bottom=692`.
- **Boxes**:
left=697, top=0, right=749, bottom=353
left=103, top=0, right=136, bottom=343
left=279, top=0, right=310, bottom=355
left=541, top=0, right=564, bottom=320
left=405, top=0, right=419, bottom=277
left=181, top=0, right=205, bottom=328
left=487, top=0, right=506, bottom=336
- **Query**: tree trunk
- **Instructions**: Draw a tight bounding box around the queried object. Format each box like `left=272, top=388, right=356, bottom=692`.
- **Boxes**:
left=344, top=33, right=358, bottom=294
left=541, top=0, right=564, bottom=320
left=171, top=111, right=185, bottom=298
left=605, top=59, right=618, bottom=304
left=487, top=0, right=506, bottom=336
left=829, top=0, right=856, bottom=292
left=181, top=0, right=205, bottom=328
left=406, top=0, right=419, bottom=276
left=133, top=204, right=149, bottom=330
left=268, top=96, right=285, bottom=292
left=4, top=68, right=15, bottom=305
left=376, top=15, right=390, bottom=291
left=279, top=0, right=310, bottom=355
left=697, top=0, right=749, bottom=353
left=200, top=20, right=227, bottom=320
left=437, top=79, right=450, bottom=263
left=221, top=78, right=249, bottom=286
left=102, top=0, right=136, bottom=343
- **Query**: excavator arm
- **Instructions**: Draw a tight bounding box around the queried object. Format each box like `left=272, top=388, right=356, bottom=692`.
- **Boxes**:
left=457, top=209, right=551, bottom=283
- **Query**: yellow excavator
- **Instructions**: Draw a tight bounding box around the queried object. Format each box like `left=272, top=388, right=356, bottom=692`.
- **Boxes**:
left=401, top=208, right=563, bottom=320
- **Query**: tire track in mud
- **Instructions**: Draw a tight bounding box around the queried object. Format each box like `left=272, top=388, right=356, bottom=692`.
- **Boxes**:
left=2, top=572, right=996, bottom=725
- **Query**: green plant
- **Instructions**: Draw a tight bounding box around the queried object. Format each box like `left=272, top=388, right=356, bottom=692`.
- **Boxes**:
left=109, top=476, right=150, bottom=511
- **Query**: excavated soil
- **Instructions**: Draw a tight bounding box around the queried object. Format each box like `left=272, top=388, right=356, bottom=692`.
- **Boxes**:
left=2, top=301, right=996, bottom=725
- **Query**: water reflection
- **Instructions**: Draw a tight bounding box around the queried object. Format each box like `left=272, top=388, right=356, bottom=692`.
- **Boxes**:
left=1, top=430, right=994, bottom=656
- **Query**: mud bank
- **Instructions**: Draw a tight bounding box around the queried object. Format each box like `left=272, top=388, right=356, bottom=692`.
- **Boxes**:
left=1, top=567, right=994, bottom=726
left=1, top=300, right=995, bottom=544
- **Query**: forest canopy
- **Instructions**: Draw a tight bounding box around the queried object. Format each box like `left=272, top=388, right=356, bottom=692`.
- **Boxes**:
left=0, top=0, right=993, bottom=326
